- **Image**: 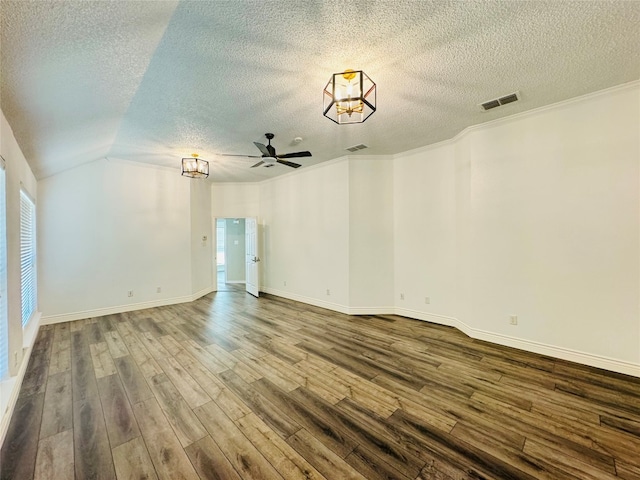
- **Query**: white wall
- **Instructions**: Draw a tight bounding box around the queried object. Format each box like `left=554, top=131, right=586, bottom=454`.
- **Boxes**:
left=349, top=157, right=395, bottom=311
left=39, top=159, right=203, bottom=320
left=394, top=143, right=457, bottom=318
left=212, top=183, right=260, bottom=218
left=190, top=178, right=214, bottom=294
left=395, top=82, right=640, bottom=368
left=0, top=108, right=39, bottom=445
left=211, top=82, right=639, bottom=375
left=462, top=84, right=639, bottom=362
left=260, top=160, right=351, bottom=310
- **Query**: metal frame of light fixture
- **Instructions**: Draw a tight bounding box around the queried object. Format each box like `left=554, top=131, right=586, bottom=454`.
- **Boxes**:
left=181, top=153, right=209, bottom=178
left=323, top=69, right=376, bottom=124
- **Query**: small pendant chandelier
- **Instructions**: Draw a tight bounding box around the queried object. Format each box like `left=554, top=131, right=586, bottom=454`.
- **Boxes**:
left=181, top=153, right=209, bottom=178
left=323, top=69, right=376, bottom=124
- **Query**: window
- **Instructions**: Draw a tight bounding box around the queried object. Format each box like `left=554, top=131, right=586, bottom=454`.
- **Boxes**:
left=20, top=189, right=36, bottom=327
left=0, top=166, right=7, bottom=379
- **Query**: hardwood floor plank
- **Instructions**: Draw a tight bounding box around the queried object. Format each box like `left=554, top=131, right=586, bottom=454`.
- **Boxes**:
left=132, top=397, right=200, bottom=480
left=173, top=348, right=222, bottom=386
left=118, top=329, right=164, bottom=379
left=252, top=378, right=359, bottom=458
left=39, top=370, right=73, bottom=439
left=555, top=378, right=640, bottom=417
left=296, top=392, right=425, bottom=479
left=344, top=445, right=412, bottom=480
left=616, top=460, right=640, bottom=480
left=85, top=322, right=105, bottom=345
left=138, top=317, right=169, bottom=337
left=89, top=342, right=118, bottom=379
left=180, top=339, right=229, bottom=374
left=0, top=392, right=45, bottom=480
left=112, top=436, right=159, bottom=480
left=97, top=373, right=141, bottom=448
left=205, top=343, right=239, bottom=369
left=218, top=369, right=302, bottom=438
left=262, top=338, right=310, bottom=364
left=231, top=356, right=264, bottom=383
left=71, top=330, right=99, bottom=403
left=6, top=292, right=640, bottom=480
left=448, top=421, right=575, bottom=479
left=103, top=330, right=130, bottom=358
left=19, top=346, right=51, bottom=397
left=148, top=374, right=208, bottom=447
left=158, top=334, right=183, bottom=356
left=194, top=400, right=285, bottom=480
left=523, top=439, right=619, bottom=480
left=600, top=412, right=640, bottom=438
left=33, top=430, right=74, bottom=480
left=138, top=331, right=172, bottom=360
left=114, top=355, right=154, bottom=405
left=48, top=324, right=71, bottom=376
left=286, top=428, right=367, bottom=480
left=73, top=394, right=116, bottom=480
left=235, top=413, right=326, bottom=480
left=388, top=407, right=539, bottom=480
left=184, top=435, right=243, bottom=480
left=157, top=356, right=211, bottom=408
left=469, top=392, right=621, bottom=473
left=232, top=349, right=300, bottom=391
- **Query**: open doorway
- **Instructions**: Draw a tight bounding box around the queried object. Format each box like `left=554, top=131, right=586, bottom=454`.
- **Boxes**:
left=215, top=218, right=246, bottom=292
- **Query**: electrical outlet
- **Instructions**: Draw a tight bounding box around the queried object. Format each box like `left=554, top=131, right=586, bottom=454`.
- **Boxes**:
left=425, top=297, right=430, bottom=304
left=156, top=287, right=161, bottom=293
left=510, top=315, right=518, bottom=325
left=326, top=289, right=331, bottom=296
left=128, top=290, right=133, bottom=298
left=283, top=280, right=287, bottom=287
left=400, top=293, right=405, bottom=300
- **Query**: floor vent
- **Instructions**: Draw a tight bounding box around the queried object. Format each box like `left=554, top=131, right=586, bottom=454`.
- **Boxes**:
left=346, top=144, right=368, bottom=152
left=480, top=92, right=520, bottom=111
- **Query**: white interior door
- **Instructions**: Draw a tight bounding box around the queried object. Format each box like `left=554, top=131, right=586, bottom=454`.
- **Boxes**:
left=245, top=217, right=260, bottom=297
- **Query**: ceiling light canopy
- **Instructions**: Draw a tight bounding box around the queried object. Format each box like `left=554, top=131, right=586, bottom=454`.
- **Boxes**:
left=181, top=153, right=209, bottom=178
left=323, top=69, right=376, bottom=124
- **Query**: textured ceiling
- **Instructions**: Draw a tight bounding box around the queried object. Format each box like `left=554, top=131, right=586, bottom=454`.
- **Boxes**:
left=1, top=1, right=639, bottom=182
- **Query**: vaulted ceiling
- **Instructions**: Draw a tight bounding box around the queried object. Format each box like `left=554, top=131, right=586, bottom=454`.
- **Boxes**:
left=1, top=1, right=639, bottom=182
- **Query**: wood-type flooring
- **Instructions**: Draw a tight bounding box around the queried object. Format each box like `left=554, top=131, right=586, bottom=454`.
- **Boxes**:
left=2, top=290, right=640, bottom=479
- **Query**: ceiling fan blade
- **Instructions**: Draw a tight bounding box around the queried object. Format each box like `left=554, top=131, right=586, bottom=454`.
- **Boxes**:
left=250, top=160, right=265, bottom=168
left=277, top=159, right=301, bottom=168
left=253, top=142, right=271, bottom=157
left=218, top=153, right=262, bottom=158
left=277, top=151, right=312, bottom=159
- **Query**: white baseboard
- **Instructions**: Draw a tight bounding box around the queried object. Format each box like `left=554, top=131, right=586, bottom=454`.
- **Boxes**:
left=348, top=307, right=397, bottom=316
left=40, top=287, right=640, bottom=377
left=258, top=295, right=640, bottom=378
left=41, top=286, right=215, bottom=325
left=468, top=327, right=640, bottom=378
left=393, top=308, right=460, bottom=328
left=394, top=307, right=640, bottom=378
left=262, top=288, right=351, bottom=315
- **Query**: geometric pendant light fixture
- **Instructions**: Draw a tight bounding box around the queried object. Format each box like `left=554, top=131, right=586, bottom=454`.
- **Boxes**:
left=323, top=69, right=376, bottom=124
left=181, top=153, right=209, bottom=178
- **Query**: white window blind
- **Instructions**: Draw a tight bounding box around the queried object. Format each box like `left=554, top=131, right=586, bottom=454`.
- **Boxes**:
left=20, top=189, right=36, bottom=328
left=0, top=167, right=7, bottom=379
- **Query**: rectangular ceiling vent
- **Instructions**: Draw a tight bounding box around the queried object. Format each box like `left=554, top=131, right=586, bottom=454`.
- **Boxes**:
left=346, top=144, right=368, bottom=152
left=480, top=91, right=520, bottom=111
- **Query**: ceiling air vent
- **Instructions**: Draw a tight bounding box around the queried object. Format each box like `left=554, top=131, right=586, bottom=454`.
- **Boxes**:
left=480, top=91, right=520, bottom=111
left=346, top=144, right=368, bottom=152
